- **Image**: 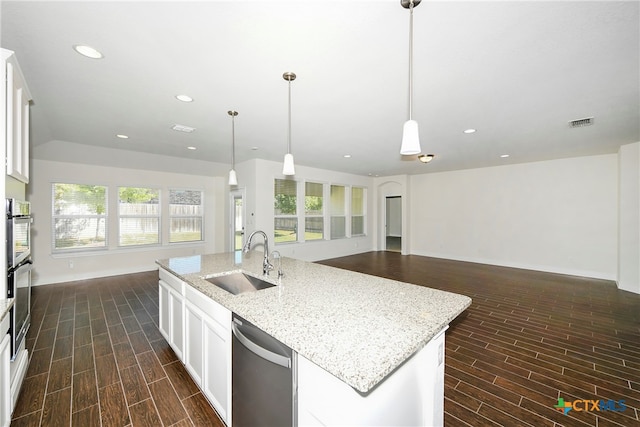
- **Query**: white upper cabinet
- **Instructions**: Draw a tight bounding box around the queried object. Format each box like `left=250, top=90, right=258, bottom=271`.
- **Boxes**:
left=2, top=49, right=32, bottom=184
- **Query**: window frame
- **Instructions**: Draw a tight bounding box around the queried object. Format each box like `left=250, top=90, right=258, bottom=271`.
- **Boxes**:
left=351, top=186, right=366, bottom=237
left=168, top=188, right=205, bottom=244
left=117, top=186, right=161, bottom=247
left=51, top=182, right=109, bottom=253
left=274, top=178, right=299, bottom=245
left=304, top=181, right=325, bottom=242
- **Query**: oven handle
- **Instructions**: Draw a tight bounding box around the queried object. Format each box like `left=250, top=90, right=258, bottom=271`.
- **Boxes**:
left=11, top=259, right=32, bottom=274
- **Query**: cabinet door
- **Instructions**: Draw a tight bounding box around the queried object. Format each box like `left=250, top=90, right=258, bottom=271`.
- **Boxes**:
left=0, top=334, right=10, bottom=427
left=184, top=302, right=204, bottom=387
left=5, top=55, right=30, bottom=184
left=158, top=282, right=170, bottom=341
left=169, top=290, right=184, bottom=360
left=203, top=316, right=230, bottom=423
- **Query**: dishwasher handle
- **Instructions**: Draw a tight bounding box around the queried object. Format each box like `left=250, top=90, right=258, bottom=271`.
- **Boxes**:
left=232, top=320, right=291, bottom=369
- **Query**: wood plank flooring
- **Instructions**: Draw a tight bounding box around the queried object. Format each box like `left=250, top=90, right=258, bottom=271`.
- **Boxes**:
left=318, top=252, right=640, bottom=427
left=11, top=251, right=640, bottom=426
left=11, top=272, right=224, bottom=427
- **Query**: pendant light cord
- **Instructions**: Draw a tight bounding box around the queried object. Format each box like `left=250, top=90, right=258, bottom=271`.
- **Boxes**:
left=287, top=79, right=292, bottom=154
left=231, top=114, right=236, bottom=168
left=408, top=0, right=414, bottom=121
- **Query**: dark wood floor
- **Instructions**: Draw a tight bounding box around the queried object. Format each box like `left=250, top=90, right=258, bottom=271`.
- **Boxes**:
left=11, top=251, right=640, bottom=426
left=319, top=252, right=640, bottom=427
left=11, top=271, right=224, bottom=427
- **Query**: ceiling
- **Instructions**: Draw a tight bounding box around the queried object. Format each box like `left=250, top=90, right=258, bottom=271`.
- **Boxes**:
left=1, top=1, right=638, bottom=177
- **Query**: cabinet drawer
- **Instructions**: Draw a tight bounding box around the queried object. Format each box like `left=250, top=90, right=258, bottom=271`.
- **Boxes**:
left=159, top=269, right=184, bottom=294
left=185, top=286, right=230, bottom=331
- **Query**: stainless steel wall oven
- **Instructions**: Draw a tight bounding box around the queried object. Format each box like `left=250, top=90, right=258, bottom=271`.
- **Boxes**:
left=6, top=198, right=32, bottom=360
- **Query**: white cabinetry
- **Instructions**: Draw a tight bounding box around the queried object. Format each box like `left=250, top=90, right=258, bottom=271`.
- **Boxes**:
left=158, top=269, right=184, bottom=360
left=184, top=286, right=231, bottom=424
left=2, top=49, right=31, bottom=184
left=0, top=315, right=10, bottom=427
left=297, top=328, right=447, bottom=427
left=158, top=268, right=231, bottom=425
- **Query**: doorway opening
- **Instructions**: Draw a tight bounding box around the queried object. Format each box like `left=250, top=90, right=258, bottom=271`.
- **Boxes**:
left=385, top=196, right=402, bottom=252
left=230, top=190, right=245, bottom=252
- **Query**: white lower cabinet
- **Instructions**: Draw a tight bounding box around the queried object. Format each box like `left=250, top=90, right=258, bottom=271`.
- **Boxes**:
left=158, top=270, right=184, bottom=360
left=184, top=300, right=204, bottom=386
left=0, top=314, right=10, bottom=427
left=297, top=328, right=447, bottom=427
left=183, top=285, right=231, bottom=424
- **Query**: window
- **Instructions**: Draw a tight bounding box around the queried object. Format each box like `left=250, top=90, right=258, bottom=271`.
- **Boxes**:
left=52, top=183, right=107, bottom=251
left=305, top=182, right=324, bottom=241
left=169, top=189, right=204, bottom=243
left=351, top=187, right=366, bottom=236
left=274, top=179, right=297, bottom=244
left=330, top=185, right=346, bottom=239
left=118, top=187, right=160, bottom=246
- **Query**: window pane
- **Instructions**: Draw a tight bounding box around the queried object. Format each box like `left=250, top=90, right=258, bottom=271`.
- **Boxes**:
left=54, top=218, right=106, bottom=249
left=352, top=216, right=364, bottom=236
left=170, top=190, right=202, bottom=215
left=330, top=216, right=346, bottom=239
left=169, top=189, right=204, bottom=243
left=305, top=217, right=323, bottom=241
left=305, top=182, right=323, bottom=215
left=275, top=218, right=297, bottom=243
left=330, top=185, right=345, bottom=215
left=118, top=187, right=160, bottom=247
left=170, top=218, right=203, bottom=243
left=119, top=218, right=159, bottom=245
left=54, top=184, right=106, bottom=215
left=352, top=187, right=364, bottom=215
left=53, top=183, right=107, bottom=250
left=275, top=179, right=297, bottom=215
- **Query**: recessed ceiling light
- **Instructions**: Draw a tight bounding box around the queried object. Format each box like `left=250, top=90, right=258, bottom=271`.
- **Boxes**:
left=187, top=146, right=197, bottom=150
left=500, top=154, right=510, bottom=158
left=252, top=147, right=258, bottom=151
left=175, top=94, right=193, bottom=103
left=116, top=134, right=129, bottom=139
left=463, top=128, right=476, bottom=134
left=73, top=44, right=103, bottom=59
left=344, top=154, right=351, bottom=158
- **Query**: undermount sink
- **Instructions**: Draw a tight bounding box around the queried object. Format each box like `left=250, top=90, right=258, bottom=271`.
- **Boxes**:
left=204, top=272, right=276, bottom=295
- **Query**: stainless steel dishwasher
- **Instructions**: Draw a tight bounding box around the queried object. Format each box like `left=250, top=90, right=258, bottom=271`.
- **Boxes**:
left=232, top=314, right=297, bottom=427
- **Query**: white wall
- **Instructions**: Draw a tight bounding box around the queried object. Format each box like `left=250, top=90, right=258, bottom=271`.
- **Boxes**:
left=408, top=154, right=618, bottom=280
left=618, top=142, right=640, bottom=293
left=241, top=158, right=375, bottom=262
left=28, top=159, right=227, bottom=286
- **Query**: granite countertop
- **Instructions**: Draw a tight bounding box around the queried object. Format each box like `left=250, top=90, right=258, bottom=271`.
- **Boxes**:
left=0, top=298, right=14, bottom=324
left=156, top=252, right=471, bottom=393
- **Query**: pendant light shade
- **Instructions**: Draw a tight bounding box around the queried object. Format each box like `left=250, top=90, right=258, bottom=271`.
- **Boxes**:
left=283, top=71, right=296, bottom=176
left=400, top=0, right=422, bottom=156
left=401, top=119, right=420, bottom=155
left=228, top=110, right=238, bottom=186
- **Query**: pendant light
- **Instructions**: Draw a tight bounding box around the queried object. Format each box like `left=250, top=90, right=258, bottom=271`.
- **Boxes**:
left=282, top=71, right=296, bottom=176
left=400, top=0, right=422, bottom=155
left=228, top=110, right=238, bottom=186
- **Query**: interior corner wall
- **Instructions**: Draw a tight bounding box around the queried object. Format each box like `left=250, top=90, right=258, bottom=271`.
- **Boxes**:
left=618, top=142, right=640, bottom=294
left=28, top=158, right=226, bottom=286
left=408, top=154, right=618, bottom=280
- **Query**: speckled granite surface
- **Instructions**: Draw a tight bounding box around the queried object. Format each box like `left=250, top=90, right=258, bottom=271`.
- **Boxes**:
left=0, top=298, right=14, bottom=323
left=156, top=252, right=471, bottom=393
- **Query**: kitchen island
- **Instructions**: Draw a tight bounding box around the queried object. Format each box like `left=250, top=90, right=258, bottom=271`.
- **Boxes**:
left=157, top=251, right=471, bottom=426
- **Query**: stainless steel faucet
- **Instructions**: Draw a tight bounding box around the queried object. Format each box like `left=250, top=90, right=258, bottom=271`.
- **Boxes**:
left=243, top=230, right=274, bottom=275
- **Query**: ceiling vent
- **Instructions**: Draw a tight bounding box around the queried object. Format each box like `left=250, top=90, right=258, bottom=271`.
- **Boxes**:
left=172, top=124, right=195, bottom=133
left=568, top=117, right=594, bottom=128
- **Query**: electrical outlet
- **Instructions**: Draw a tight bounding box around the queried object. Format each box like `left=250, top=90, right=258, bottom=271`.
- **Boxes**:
left=69, top=260, right=74, bottom=269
